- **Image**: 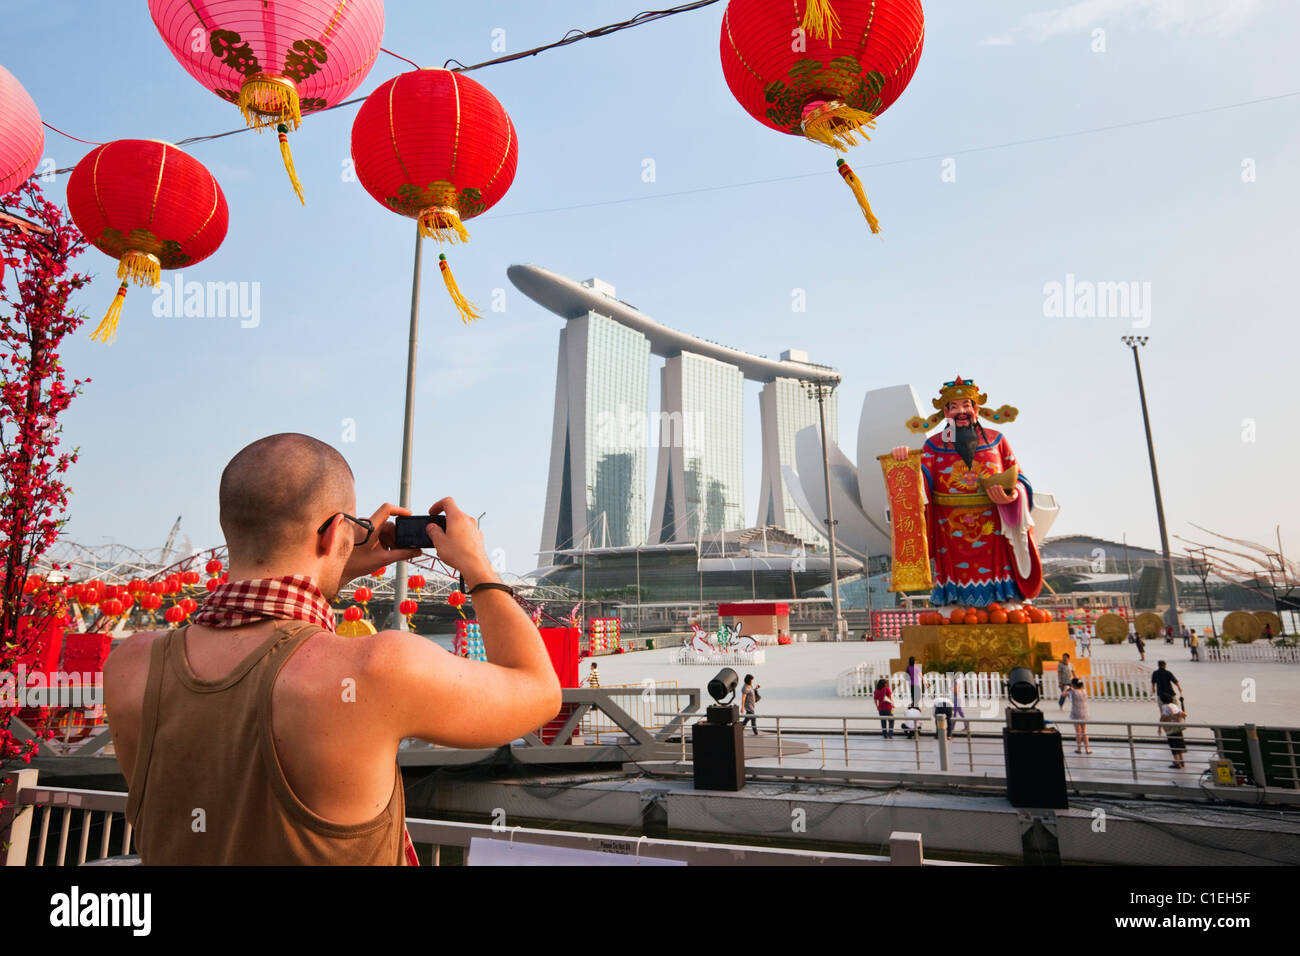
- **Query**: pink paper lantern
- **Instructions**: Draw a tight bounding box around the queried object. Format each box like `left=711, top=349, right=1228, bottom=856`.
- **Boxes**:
left=0, top=63, right=43, bottom=196
left=148, top=0, right=385, bottom=203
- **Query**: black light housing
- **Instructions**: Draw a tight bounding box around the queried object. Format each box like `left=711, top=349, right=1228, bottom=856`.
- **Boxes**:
left=708, top=668, right=739, bottom=704
left=1008, top=667, right=1039, bottom=709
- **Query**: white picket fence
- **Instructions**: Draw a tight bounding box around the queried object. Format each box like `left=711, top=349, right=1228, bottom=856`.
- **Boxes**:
left=672, top=648, right=768, bottom=666
left=836, top=660, right=1155, bottom=703
left=1204, top=642, right=1300, bottom=663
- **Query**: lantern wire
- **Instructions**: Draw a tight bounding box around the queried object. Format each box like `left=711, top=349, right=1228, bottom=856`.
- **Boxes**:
left=41, top=122, right=104, bottom=147
left=380, top=47, right=422, bottom=71
left=44, top=0, right=726, bottom=170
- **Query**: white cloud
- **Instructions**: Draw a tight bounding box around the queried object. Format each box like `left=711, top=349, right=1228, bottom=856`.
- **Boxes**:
left=984, top=0, right=1265, bottom=45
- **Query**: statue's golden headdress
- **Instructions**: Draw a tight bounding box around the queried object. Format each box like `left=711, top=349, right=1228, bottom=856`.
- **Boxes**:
left=904, top=376, right=1019, bottom=434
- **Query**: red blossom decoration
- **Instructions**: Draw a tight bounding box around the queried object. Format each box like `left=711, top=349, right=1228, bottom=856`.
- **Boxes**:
left=0, top=180, right=90, bottom=787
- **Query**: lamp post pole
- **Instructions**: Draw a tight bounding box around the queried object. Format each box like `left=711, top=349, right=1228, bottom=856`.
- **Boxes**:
left=805, top=377, right=845, bottom=641
left=1121, top=336, right=1182, bottom=640
left=1188, top=547, right=1217, bottom=639
left=393, top=222, right=424, bottom=630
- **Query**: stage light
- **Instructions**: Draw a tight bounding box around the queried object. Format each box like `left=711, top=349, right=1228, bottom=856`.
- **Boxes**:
left=1008, top=667, right=1039, bottom=709
left=708, top=668, right=739, bottom=704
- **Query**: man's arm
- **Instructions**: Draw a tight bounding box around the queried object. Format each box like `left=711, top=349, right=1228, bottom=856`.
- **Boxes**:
left=360, top=497, right=561, bottom=748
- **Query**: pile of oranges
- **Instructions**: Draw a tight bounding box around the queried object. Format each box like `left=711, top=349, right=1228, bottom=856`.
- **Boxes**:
left=916, top=604, right=1054, bottom=626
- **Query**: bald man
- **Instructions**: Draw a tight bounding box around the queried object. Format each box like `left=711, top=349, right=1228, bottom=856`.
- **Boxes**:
left=103, top=434, right=561, bottom=865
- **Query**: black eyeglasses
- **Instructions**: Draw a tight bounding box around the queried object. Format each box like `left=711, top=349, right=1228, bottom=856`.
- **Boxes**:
left=317, top=513, right=374, bottom=546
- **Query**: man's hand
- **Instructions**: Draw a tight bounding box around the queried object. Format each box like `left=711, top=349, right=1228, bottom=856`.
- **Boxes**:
left=987, top=484, right=1018, bottom=505
left=343, top=502, right=422, bottom=584
left=890, top=445, right=911, bottom=461
left=426, top=497, right=496, bottom=588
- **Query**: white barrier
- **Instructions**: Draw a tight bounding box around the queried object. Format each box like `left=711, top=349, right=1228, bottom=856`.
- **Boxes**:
left=672, top=648, right=767, bottom=666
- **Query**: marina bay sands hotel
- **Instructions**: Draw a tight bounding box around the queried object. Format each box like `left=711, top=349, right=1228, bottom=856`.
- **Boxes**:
left=508, top=264, right=841, bottom=558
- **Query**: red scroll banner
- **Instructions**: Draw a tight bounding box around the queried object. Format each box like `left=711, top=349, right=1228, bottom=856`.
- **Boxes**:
left=877, top=450, right=933, bottom=593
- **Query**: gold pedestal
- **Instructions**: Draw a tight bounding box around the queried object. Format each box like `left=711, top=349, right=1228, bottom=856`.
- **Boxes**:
left=890, top=622, right=1088, bottom=676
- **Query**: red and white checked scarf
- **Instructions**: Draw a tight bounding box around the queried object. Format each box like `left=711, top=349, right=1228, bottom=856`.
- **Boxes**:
left=191, top=575, right=337, bottom=633
left=190, top=575, right=420, bottom=865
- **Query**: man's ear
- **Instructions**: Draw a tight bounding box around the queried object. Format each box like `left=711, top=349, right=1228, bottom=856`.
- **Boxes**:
left=317, top=514, right=345, bottom=557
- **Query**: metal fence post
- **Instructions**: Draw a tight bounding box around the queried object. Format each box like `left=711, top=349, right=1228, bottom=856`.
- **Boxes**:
left=889, top=830, right=924, bottom=866
left=1245, top=723, right=1268, bottom=788
left=1127, top=723, right=1139, bottom=782
left=937, top=714, right=949, bottom=771
left=0, top=768, right=38, bottom=866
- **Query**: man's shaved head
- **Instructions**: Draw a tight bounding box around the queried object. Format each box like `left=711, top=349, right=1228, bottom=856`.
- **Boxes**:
left=219, top=434, right=355, bottom=566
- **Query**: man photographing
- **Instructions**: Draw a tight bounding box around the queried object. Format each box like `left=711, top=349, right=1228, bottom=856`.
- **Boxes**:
left=104, top=434, right=562, bottom=865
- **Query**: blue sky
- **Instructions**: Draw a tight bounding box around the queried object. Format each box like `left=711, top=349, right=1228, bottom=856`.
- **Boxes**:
left=4, top=0, right=1298, bottom=575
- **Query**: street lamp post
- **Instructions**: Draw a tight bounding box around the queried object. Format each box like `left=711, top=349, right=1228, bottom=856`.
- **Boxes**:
left=1121, top=336, right=1182, bottom=639
left=1187, top=547, right=1217, bottom=639
left=803, top=377, right=845, bottom=641
left=393, top=222, right=424, bottom=631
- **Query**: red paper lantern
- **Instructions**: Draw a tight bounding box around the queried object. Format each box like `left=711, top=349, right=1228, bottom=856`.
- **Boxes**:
left=165, top=605, right=185, bottom=624
left=351, top=69, right=519, bottom=323
left=149, top=0, right=384, bottom=203
left=66, top=140, right=229, bottom=343
left=0, top=64, right=42, bottom=196
left=447, top=591, right=467, bottom=609
left=408, top=574, right=426, bottom=591
left=101, top=598, right=124, bottom=616
left=149, top=581, right=166, bottom=595
left=179, top=597, right=198, bottom=615
left=205, top=578, right=221, bottom=593
left=205, top=558, right=223, bottom=575
left=182, top=570, right=201, bottom=586
left=373, top=566, right=386, bottom=577
left=720, top=0, right=925, bottom=232
left=353, top=586, right=372, bottom=604
left=399, top=599, right=418, bottom=617
left=343, top=605, right=363, bottom=622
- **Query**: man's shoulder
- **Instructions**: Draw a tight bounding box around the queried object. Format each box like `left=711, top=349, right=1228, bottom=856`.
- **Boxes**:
left=104, top=629, right=166, bottom=678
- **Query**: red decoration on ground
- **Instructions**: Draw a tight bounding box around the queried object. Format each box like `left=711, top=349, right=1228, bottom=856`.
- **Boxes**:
left=351, top=69, right=518, bottom=323
left=148, top=0, right=385, bottom=203
left=65, top=140, right=229, bottom=343
left=719, top=0, right=925, bottom=233
left=0, top=64, right=43, bottom=196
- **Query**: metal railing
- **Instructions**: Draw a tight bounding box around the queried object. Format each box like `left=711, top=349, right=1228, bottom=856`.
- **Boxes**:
left=1202, top=641, right=1300, bottom=663
left=661, top=710, right=1300, bottom=797
left=0, top=772, right=931, bottom=866
left=837, top=665, right=1156, bottom=703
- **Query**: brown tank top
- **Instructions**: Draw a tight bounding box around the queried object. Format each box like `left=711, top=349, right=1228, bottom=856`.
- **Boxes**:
left=125, top=620, right=406, bottom=865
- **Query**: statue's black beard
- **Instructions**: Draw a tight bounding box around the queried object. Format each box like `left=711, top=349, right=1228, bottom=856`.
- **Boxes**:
left=954, top=423, right=979, bottom=468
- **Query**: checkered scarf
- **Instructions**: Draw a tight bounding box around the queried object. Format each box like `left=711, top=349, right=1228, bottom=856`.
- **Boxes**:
left=191, top=574, right=337, bottom=634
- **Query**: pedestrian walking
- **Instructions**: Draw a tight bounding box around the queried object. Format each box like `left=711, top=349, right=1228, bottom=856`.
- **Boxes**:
left=1065, top=677, right=1091, bottom=754
left=740, top=674, right=759, bottom=736
left=584, top=662, right=600, bottom=688
left=1081, top=627, right=1092, bottom=658
left=1056, top=653, right=1074, bottom=709
left=906, top=656, right=921, bottom=707
left=951, top=673, right=968, bottom=735
left=1189, top=629, right=1200, bottom=661
left=1150, top=661, right=1182, bottom=709
left=1181, top=626, right=1190, bottom=648
left=1158, top=692, right=1187, bottom=768
left=1135, top=633, right=1146, bottom=662
left=874, top=678, right=895, bottom=738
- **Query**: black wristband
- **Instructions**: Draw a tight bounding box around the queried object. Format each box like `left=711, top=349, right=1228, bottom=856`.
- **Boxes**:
left=468, top=581, right=514, bottom=598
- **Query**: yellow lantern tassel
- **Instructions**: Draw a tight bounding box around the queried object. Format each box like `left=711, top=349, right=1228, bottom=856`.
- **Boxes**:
left=116, top=250, right=161, bottom=287
left=802, top=0, right=841, bottom=45
left=90, top=281, right=129, bottom=344
left=836, top=159, right=880, bottom=234
left=277, top=125, right=306, bottom=205
left=239, top=74, right=302, bottom=131
left=418, top=207, right=470, bottom=243
left=438, top=254, right=481, bottom=324
left=803, top=106, right=876, bottom=152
